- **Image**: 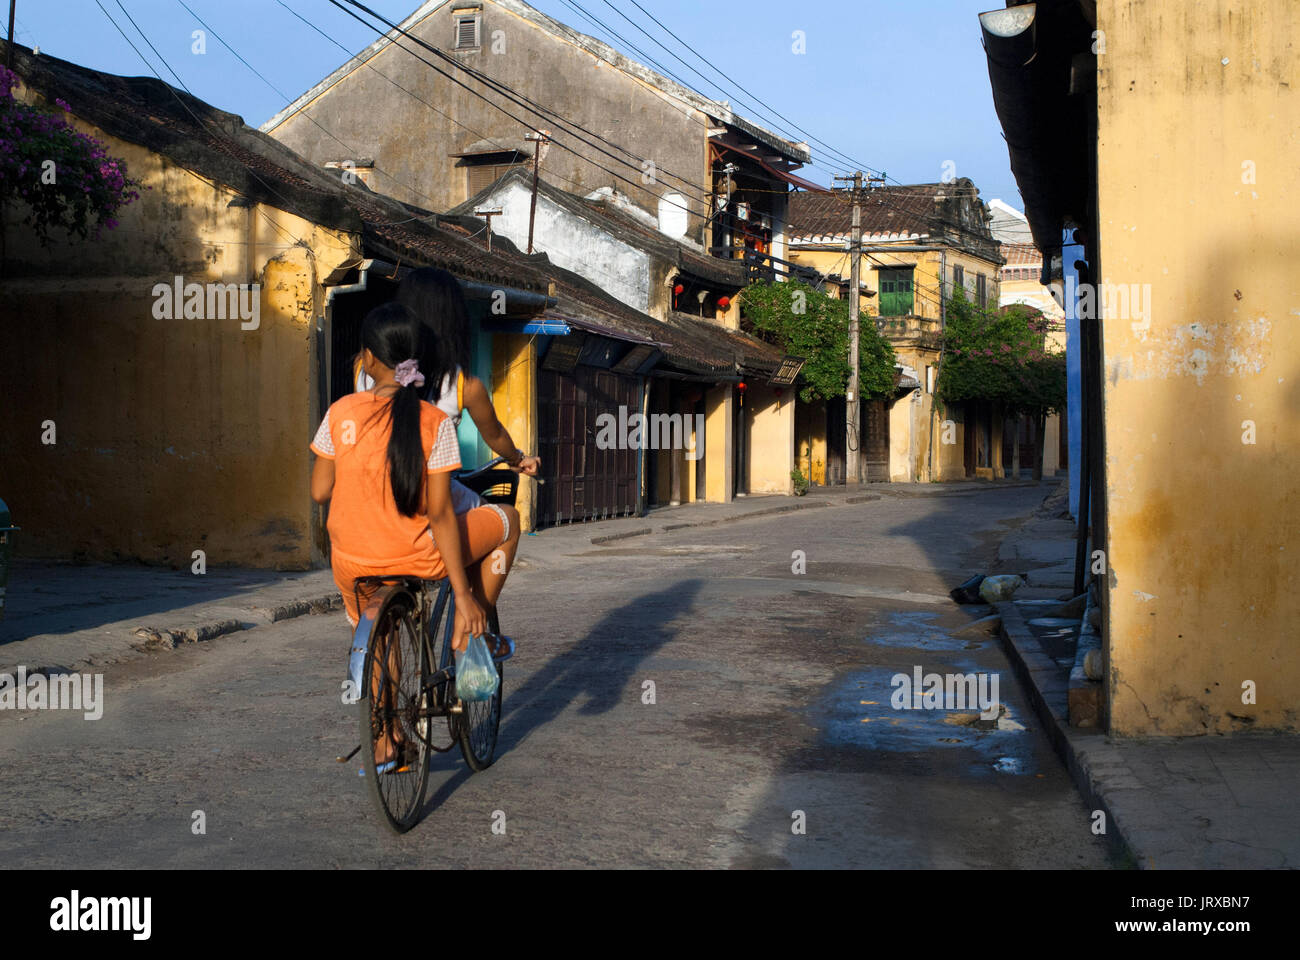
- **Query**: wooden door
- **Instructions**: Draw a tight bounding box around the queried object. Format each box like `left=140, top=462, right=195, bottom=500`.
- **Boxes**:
left=537, top=367, right=640, bottom=525
left=863, top=399, right=890, bottom=481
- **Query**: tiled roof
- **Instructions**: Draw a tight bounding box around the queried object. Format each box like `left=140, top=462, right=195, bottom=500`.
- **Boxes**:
left=9, top=43, right=781, bottom=379
left=788, top=180, right=1003, bottom=263
left=450, top=168, right=749, bottom=290
left=7, top=43, right=549, bottom=291
left=1000, top=242, right=1042, bottom=267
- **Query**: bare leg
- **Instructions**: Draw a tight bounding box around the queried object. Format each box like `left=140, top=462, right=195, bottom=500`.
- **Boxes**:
left=453, top=505, right=521, bottom=651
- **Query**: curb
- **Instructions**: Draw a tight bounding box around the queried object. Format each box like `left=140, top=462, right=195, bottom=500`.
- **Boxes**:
left=132, top=591, right=344, bottom=651
left=585, top=492, right=885, bottom=544
left=590, top=528, right=653, bottom=545
left=255, top=593, right=344, bottom=623
left=659, top=499, right=830, bottom=532
left=994, top=600, right=1137, bottom=867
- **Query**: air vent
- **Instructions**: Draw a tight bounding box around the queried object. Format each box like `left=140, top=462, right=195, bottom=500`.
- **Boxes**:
left=454, top=14, right=480, bottom=49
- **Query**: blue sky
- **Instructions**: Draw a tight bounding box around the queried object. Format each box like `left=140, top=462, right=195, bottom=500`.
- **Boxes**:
left=11, top=0, right=1022, bottom=206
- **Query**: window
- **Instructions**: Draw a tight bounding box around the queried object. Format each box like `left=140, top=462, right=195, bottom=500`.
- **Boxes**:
left=975, top=273, right=988, bottom=307
left=458, top=150, right=526, bottom=200
left=878, top=267, right=914, bottom=317
left=926, top=365, right=935, bottom=394
left=952, top=263, right=965, bottom=297
left=454, top=14, right=480, bottom=49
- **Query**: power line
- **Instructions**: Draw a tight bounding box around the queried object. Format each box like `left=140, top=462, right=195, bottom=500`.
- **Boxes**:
left=564, top=0, right=851, bottom=184
left=93, top=0, right=314, bottom=251
left=175, top=0, right=443, bottom=219
left=615, top=0, right=883, bottom=179
left=275, top=0, right=696, bottom=218
left=333, top=0, right=716, bottom=214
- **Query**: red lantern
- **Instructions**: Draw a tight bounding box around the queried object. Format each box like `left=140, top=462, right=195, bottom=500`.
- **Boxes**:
left=718, top=296, right=731, bottom=309
left=774, top=387, right=783, bottom=399
left=738, top=382, right=747, bottom=392
left=673, top=284, right=685, bottom=295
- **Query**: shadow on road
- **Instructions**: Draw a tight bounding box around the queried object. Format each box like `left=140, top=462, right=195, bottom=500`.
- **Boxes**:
left=496, top=579, right=703, bottom=754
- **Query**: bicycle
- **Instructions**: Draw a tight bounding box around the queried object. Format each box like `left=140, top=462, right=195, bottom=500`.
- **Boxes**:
left=338, top=457, right=529, bottom=834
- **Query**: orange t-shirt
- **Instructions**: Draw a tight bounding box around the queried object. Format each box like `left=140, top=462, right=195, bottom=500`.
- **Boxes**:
left=310, top=392, right=462, bottom=566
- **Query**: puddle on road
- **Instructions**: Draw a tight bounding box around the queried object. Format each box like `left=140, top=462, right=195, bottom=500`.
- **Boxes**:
left=810, top=664, right=1036, bottom=776
left=861, top=611, right=989, bottom=651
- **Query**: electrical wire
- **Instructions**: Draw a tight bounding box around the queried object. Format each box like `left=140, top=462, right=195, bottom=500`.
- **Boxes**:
left=333, top=0, right=717, bottom=214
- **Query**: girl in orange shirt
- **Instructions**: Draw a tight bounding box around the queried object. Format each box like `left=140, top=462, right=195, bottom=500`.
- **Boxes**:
left=310, top=303, right=521, bottom=765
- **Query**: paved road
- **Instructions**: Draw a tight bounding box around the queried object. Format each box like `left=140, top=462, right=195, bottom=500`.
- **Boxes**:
left=0, top=483, right=1116, bottom=868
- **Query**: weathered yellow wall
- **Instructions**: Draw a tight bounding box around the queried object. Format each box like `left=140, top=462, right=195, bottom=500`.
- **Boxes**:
left=0, top=101, right=356, bottom=568
left=703, top=385, right=732, bottom=502
left=1097, top=0, right=1299, bottom=734
left=888, top=395, right=917, bottom=482
left=744, top=384, right=794, bottom=494
left=489, top=333, right=537, bottom=532
left=933, top=401, right=967, bottom=480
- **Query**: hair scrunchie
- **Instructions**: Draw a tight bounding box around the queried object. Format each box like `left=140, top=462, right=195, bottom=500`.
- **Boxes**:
left=394, top=359, right=425, bottom=389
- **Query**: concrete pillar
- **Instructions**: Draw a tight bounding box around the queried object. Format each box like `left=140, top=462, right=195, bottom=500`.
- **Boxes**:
left=704, top=384, right=734, bottom=502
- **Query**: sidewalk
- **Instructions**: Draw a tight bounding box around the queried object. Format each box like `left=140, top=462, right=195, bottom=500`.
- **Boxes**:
left=991, top=489, right=1300, bottom=870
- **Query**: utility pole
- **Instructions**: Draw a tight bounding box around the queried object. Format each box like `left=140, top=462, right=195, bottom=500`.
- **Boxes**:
left=835, top=171, right=864, bottom=484
left=474, top=208, right=503, bottom=253
left=524, top=130, right=550, bottom=254
left=7, top=0, right=16, bottom=69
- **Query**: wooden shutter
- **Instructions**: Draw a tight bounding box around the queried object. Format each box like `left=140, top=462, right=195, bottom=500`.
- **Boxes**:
left=466, top=162, right=498, bottom=198
left=879, top=268, right=914, bottom=317
left=454, top=15, right=479, bottom=49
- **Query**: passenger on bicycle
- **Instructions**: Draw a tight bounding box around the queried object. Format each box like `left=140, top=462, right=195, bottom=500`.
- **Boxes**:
left=311, top=303, right=522, bottom=762
left=352, top=267, right=541, bottom=508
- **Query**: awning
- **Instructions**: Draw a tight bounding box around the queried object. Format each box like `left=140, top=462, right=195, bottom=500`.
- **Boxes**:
left=712, top=142, right=830, bottom=194
left=543, top=310, right=666, bottom=348
left=483, top=317, right=571, bottom=336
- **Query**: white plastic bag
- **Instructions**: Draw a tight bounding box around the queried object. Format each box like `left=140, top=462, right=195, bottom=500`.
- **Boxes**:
left=979, top=574, right=1025, bottom=603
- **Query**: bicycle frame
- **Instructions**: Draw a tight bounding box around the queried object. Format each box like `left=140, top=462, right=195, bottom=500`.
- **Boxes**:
left=350, top=575, right=513, bottom=749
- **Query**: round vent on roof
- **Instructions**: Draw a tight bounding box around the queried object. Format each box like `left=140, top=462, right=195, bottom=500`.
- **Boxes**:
left=658, top=192, right=688, bottom=240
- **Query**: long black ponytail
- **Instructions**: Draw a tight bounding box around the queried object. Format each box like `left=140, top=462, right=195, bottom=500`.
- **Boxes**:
left=396, top=267, right=471, bottom=403
left=360, top=302, right=429, bottom=518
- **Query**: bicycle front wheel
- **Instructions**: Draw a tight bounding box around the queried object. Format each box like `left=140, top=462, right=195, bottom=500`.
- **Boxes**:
left=359, top=588, right=431, bottom=834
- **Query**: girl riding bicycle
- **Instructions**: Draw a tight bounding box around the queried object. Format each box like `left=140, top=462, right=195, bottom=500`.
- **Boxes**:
left=353, top=267, right=541, bottom=504
left=310, top=303, right=522, bottom=763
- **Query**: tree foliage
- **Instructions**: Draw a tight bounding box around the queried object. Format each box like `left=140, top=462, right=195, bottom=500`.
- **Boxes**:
left=0, top=65, right=142, bottom=243
left=937, top=287, right=1066, bottom=416
left=742, top=279, right=897, bottom=404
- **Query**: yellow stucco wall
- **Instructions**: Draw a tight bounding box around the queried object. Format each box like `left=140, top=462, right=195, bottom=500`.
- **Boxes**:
left=933, top=401, right=968, bottom=480
left=0, top=101, right=357, bottom=568
left=1097, top=0, right=1299, bottom=734
left=489, top=334, right=538, bottom=532
left=703, top=385, right=732, bottom=502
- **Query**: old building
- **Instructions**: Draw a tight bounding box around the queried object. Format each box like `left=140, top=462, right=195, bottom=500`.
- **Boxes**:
left=0, top=45, right=577, bottom=565
left=261, top=0, right=816, bottom=275
left=989, top=199, right=1067, bottom=480
left=447, top=167, right=795, bottom=505
left=981, top=0, right=1299, bottom=735
left=787, top=180, right=1005, bottom=483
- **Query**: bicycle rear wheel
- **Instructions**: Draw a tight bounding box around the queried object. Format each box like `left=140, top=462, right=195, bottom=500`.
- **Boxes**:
left=359, top=588, right=430, bottom=834
left=440, top=601, right=504, bottom=772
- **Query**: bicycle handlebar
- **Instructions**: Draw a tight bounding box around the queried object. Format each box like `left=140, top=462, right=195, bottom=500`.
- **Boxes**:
left=458, top=455, right=545, bottom=485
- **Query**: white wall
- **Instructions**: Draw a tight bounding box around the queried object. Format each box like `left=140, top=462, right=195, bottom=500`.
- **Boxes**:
left=475, top=180, right=652, bottom=311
